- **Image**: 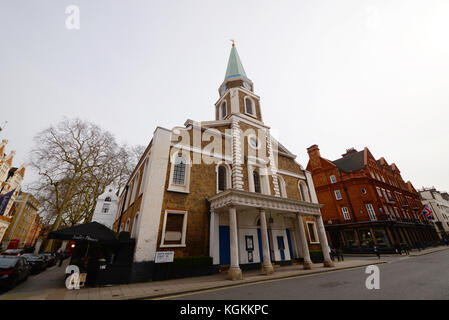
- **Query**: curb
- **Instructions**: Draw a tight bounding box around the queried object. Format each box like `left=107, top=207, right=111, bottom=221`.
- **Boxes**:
left=126, top=261, right=387, bottom=300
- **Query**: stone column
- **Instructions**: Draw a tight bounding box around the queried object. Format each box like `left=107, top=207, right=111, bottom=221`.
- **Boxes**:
left=259, top=209, right=274, bottom=274
left=297, top=214, right=313, bottom=269
left=228, top=206, right=242, bottom=280
left=209, top=210, right=220, bottom=265
left=315, top=215, right=334, bottom=267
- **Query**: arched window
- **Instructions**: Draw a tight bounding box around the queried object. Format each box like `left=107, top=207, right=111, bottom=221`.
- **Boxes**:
left=132, top=213, right=139, bottom=238
left=131, top=172, right=139, bottom=204
left=299, top=181, right=310, bottom=202
left=172, top=155, right=186, bottom=185
left=139, top=158, right=149, bottom=195
left=277, top=175, right=287, bottom=198
left=104, top=197, right=111, bottom=202
left=218, top=165, right=227, bottom=191
left=245, top=97, right=253, bottom=115
left=168, top=152, right=191, bottom=193
left=220, top=101, right=227, bottom=119
left=253, top=170, right=261, bottom=193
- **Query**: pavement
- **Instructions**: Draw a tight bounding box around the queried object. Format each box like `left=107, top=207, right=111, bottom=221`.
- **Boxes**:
left=1, top=245, right=447, bottom=300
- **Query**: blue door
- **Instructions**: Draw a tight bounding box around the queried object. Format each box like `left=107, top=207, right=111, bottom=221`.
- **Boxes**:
left=286, top=229, right=293, bottom=260
left=257, top=228, right=273, bottom=262
left=257, top=229, right=264, bottom=262
left=277, top=236, right=285, bottom=260
left=219, top=226, right=230, bottom=265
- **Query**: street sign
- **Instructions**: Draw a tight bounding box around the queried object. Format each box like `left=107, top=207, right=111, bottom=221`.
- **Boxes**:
left=155, top=251, right=174, bottom=263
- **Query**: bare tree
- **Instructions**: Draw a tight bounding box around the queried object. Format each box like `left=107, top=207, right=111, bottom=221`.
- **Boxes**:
left=29, top=118, right=142, bottom=251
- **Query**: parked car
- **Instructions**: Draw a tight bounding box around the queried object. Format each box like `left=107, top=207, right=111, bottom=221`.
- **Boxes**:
left=39, top=253, right=56, bottom=267
left=0, top=256, right=30, bottom=290
left=1, top=249, right=24, bottom=256
left=22, top=254, right=47, bottom=274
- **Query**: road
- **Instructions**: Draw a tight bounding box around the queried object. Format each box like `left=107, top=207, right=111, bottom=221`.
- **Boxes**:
left=0, top=259, right=68, bottom=299
left=165, top=249, right=449, bottom=300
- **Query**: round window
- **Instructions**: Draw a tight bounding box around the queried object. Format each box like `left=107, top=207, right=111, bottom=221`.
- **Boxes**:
left=249, top=136, right=259, bottom=148
left=361, top=188, right=367, bottom=194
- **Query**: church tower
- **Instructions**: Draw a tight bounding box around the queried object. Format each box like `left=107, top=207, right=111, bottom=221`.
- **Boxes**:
left=215, top=43, right=263, bottom=123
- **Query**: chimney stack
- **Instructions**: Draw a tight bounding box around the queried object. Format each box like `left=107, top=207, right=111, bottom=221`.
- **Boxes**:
left=307, top=144, right=322, bottom=169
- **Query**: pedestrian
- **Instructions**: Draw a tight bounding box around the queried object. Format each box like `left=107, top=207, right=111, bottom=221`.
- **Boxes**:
left=444, top=238, right=449, bottom=246
left=397, top=243, right=402, bottom=255
left=403, top=244, right=410, bottom=255
left=337, top=247, right=344, bottom=261
left=373, top=246, right=380, bottom=259
left=57, top=248, right=64, bottom=267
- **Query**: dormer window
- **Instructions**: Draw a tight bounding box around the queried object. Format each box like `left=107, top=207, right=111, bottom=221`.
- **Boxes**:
left=220, top=101, right=227, bottom=119
left=245, top=97, right=254, bottom=116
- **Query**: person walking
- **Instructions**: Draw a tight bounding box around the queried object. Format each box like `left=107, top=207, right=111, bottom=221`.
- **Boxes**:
left=57, top=248, right=64, bottom=267
left=373, top=245, right=380, bottom=259
left=337, top=247, right=344, bottom=261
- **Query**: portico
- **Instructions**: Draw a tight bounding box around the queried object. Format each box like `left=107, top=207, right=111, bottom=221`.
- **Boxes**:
left=208, top=189, right=334, bottom=280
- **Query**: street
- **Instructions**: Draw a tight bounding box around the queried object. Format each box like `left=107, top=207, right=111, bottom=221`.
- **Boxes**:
left=164, top=249, right=449, bottom=300
left=0, top=259, right=68, bottom=299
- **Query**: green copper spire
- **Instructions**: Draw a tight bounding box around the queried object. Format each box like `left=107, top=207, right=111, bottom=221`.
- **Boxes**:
left=224, top=43, right=247, bottom=80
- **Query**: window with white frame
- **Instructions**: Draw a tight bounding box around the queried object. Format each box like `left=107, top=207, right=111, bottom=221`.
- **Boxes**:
left=306, top=222, right=319, bottom=244
left=132, top=213, right=139, bottom=238
left=330, top=175, right=337, bottom=184
left=220, top=101, right=227, bottom=119
left=172, top=157, right=186, bottom=185
left=387, top=190, right=393, bottom=201
left=245, top=97, right=255, bottom=116
left=102, top=203, right=110, bottom=213
left=216, top=163, right=231, bottom=193
left=277, top=175, right=287, bottom=198
left=299, top=181, right=310, bottom=202
left=139, top=158, right=149, bottom=195
left=253, top=170, right=261, bottom=193
left=160, top=210, right=188, bottom=247
left=342, top=207, right=351, bottom=220
left=376, top=187, right=382, bottom=197
left=366, top=204, right=377, bottom=221
left=334, top=189, right=342, bottom=200
left=168, top=152, right=191, bottom=193
left=394, top=207, right=400, bottom=218
left=130, top=172, right=139, bottom=204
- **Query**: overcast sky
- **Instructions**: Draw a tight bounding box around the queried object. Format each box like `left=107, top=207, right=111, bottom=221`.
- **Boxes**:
left=1, top=0, right=448, bottom=192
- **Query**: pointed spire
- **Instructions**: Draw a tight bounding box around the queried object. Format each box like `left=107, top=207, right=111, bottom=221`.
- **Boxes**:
left=224, top=42, right=247, bottom=80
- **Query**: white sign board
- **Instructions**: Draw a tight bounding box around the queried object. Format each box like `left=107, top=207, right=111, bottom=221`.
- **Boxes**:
left=155, top=251, right=174, bottom=263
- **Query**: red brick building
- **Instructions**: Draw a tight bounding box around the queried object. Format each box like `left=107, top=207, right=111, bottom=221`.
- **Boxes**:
left=306, top=145, right=439, bottom=253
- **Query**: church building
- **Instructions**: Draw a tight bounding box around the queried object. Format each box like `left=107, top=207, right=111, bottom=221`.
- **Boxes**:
left=113, top=44, right=333, bottom=282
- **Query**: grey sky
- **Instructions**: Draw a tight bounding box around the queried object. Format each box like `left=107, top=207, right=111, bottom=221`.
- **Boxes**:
left=1, top=0, right=448, bottom=192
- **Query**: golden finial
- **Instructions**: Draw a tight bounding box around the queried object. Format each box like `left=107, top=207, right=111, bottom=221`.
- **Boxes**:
left=230, top=39, right=235, bottom=47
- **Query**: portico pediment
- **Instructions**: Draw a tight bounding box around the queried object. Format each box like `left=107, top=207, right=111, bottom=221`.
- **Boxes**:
left=207, top=189, right=322, bottom=216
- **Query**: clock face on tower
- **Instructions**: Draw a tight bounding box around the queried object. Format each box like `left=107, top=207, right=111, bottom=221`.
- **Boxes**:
left=243, top=81, right=251, bottom=90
